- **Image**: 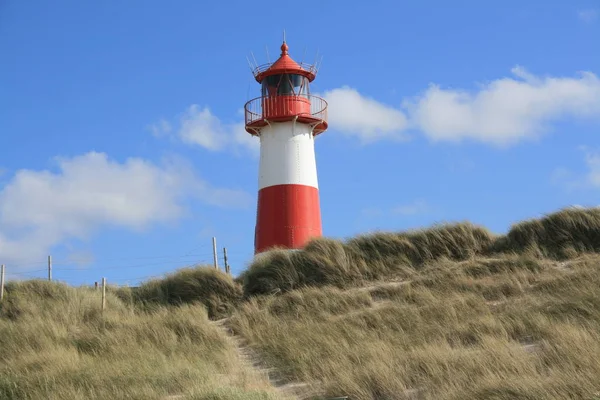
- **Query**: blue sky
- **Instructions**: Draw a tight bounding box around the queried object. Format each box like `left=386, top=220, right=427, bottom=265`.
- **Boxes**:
left=1, top=0, right=599, bottom=284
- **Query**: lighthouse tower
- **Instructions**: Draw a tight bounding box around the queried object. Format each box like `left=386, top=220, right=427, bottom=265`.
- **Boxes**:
left=245, top=40, right=328, bottom=254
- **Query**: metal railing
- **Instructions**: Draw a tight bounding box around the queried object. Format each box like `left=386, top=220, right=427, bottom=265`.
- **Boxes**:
left=252, top=62, right=318, bottom=78
left=244, top=95, right=328, bottom=126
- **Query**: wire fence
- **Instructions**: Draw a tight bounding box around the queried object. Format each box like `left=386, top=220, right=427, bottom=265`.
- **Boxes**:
left=0, top=237, right=246, bottom=297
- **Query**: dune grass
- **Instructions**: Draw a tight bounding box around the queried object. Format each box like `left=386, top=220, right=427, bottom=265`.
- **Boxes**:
left=241, top=207, right=600, bottom=297
left=116, top=266, right=243, bottom=319
left=241, top=223, right=497, bottom=296
left=231, top=255, right=600, bottom=399
left=0, top=280, right=277, bottom=400
left=498, top=207, right=600, bottom=258
left=4, top=206, right=600, bottom=399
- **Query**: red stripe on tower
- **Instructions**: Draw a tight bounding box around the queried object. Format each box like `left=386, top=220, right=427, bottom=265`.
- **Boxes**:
left=244, top=39, right=328, bottom=254
left=255, top=184, right=322, bottom=253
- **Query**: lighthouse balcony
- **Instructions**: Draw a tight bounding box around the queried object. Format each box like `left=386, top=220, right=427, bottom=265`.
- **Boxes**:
left=244, top=95, right=328, bottom=136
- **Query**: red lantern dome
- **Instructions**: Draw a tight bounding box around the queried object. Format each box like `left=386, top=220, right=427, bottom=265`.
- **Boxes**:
left=244, top=41, right=328, bottom=136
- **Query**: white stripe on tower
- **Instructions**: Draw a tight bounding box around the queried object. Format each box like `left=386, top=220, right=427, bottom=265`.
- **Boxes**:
left=258, top=121, right=318, bottom=190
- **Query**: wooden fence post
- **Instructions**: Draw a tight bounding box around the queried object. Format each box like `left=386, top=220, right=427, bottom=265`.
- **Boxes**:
left=223, top=247, right=230, bottom=275
left=0, top=264, right=5, bottom=301
left=212, top=237, right=219, bottom=269
left=48, top=255, right=52, bottom=281
left=101, top=277, right=106, bottom=312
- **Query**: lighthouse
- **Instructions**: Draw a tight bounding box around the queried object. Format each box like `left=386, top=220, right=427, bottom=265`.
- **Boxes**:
left=245, top=39, right=328, bottom=254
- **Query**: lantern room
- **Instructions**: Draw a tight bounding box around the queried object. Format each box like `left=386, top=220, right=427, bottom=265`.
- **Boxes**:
left=261, top=73, right=310, bottom=98
left=244, top=41, right=328, bottom=136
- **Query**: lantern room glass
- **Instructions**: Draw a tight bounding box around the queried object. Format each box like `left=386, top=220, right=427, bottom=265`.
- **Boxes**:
left=261, top=74, right=310, bottom=98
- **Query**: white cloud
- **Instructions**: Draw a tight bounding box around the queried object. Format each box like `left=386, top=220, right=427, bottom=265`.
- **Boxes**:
left=404, top=67, right=600, bottom=146
left=159, top=68, right=600, bottom=149
left=0, top=152, right=251, bottom=267
left=550, top=166, right=573, bottom=185
left=148, top=118, right=172, bottom=138
left=322, top=86, right=408, bottom=142
left=392, top=200, right=430, bottom=216
left=164, top=96, right=408, bottom=148
left=551, top=147, right=600, bottom=191
left=362, top=200, right=430, bottom=218
left=578, top=9, right=598, bottom=23
left=66, top=250, right=95, bottom=268
left=361, top=207, right=384, bottom=218
left=582, top=147, right=600, bottom=187
left=320, top=68, right=600, bottom=146
left=230, top=121, right=260, bottom=154
left=178, top=105, right=228, bottom=151
left=153, top=105, right=259, bottom=155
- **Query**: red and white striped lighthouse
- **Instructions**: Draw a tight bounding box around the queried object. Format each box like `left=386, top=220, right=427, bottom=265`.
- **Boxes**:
left=245, top=40, right=328, bottom=254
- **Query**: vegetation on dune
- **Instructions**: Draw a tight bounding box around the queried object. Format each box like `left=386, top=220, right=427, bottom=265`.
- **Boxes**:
left=4, top=206, right=600, bottom=399
left=0, top=280, right=276, bottom=400
left=117, top=266, right=243, bottom=319
left=347, top=222, right=496, bottom=267
left=499, top=207, right=600, bottom=258
left=241, top=223, right=497, bottom=296
left=231, top=255, right=600, bottom=399
left=241, top=242, right=358, bottom=296
left=242, top=207, right=600, bottom=296
left=230, top=206, right=600, bottom=399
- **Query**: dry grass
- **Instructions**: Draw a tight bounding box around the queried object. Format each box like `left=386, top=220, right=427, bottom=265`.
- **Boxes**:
left=4, top=206, right=600, bottom=399
left=117, top=266, right=243, bottom=320
left=241, top=223, right=496, bottom=296
left=242, top=207, right=600, bottom=297
left=231, top=254, right=600, bottom=399
left=498, top=207, right=600, bottom=259
left=0, top=280, right=277, bottom=400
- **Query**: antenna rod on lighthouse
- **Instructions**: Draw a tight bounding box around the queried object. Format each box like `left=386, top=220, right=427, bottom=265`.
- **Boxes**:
left=246, top=55, right=255, bottom=73
left=283, top=29, right=286, bottom=43
left=250, top=51, right=259, bottom=71
left=317, top=55, right=324, bottom=72
left=265, top=46, right=271, bottom=63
